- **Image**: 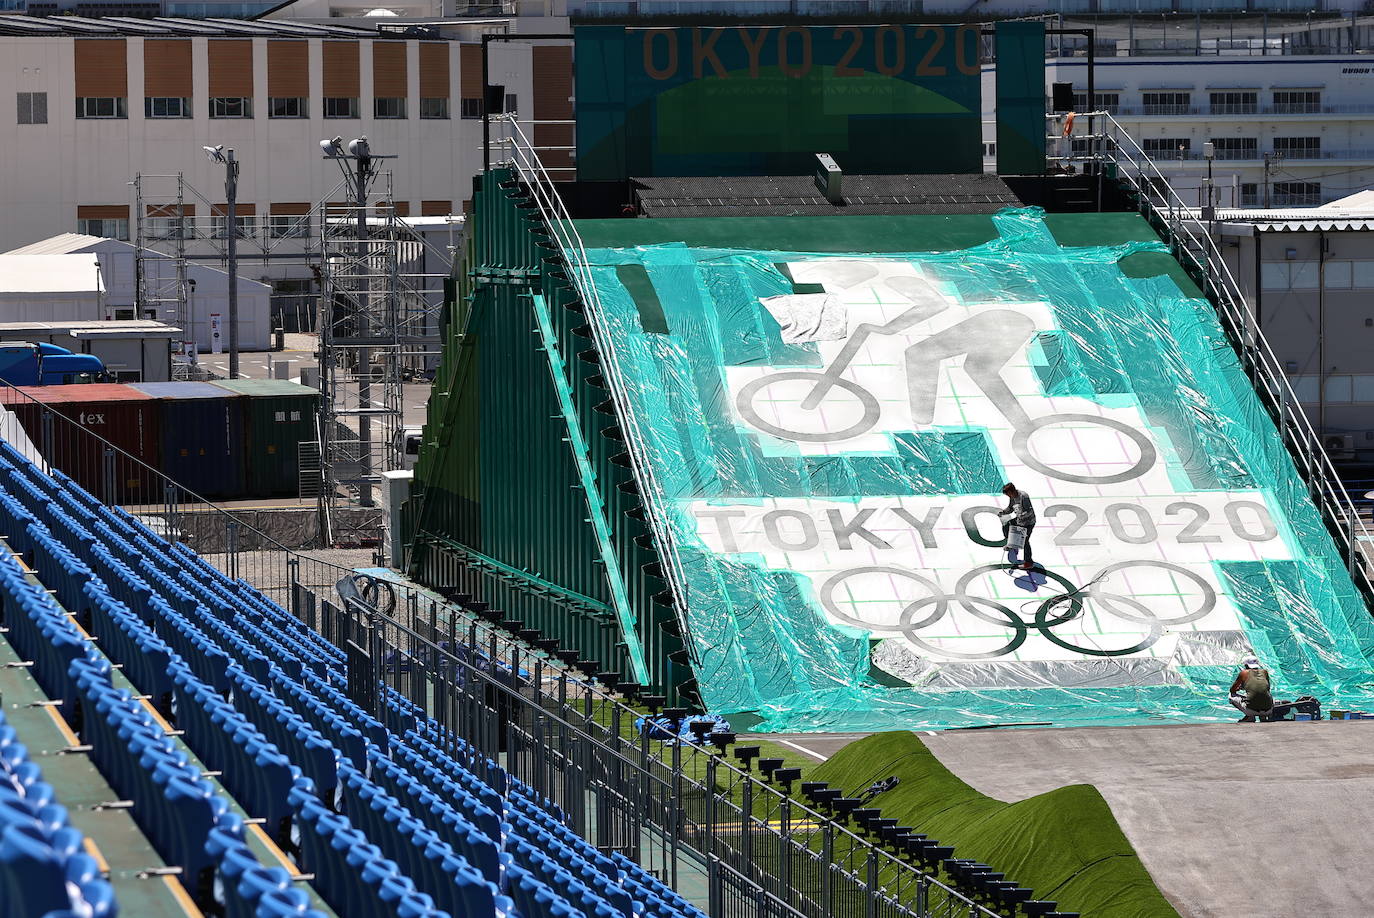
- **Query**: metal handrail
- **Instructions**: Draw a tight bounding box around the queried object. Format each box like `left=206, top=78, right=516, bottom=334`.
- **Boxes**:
left=493, top=115, right=700, bottom=666
left=1063, top=110, right=1374, bottom=592
left=303, top=575, right=1004, bottom=918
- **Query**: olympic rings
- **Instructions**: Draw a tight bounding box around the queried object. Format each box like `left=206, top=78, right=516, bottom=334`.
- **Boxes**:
left=818, top=566, right=945, bottom=632
left=897, top=592, right=1028, bottom=660
left=818, top=560, right=1218, bottom=661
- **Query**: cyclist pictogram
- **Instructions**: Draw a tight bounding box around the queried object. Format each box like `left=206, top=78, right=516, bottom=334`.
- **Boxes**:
left=735, top=279, right=1157, bottom=485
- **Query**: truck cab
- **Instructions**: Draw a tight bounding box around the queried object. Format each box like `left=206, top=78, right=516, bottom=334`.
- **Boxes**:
left=0, top=342, right=106, bottom=386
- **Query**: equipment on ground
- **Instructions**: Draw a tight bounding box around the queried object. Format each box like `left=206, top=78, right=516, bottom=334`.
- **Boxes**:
left=0, top=341, right=105, bottom=386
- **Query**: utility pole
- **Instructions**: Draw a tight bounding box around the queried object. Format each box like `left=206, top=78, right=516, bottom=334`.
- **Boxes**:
left=204, top=145, right=240, bottom=378
left=1263, top=150, right=1284, bottom=208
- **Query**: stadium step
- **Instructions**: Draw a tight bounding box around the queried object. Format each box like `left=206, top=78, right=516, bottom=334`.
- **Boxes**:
left=0, top=534, right=338, bottom=918
left=0, top=622, right=200, bottom=917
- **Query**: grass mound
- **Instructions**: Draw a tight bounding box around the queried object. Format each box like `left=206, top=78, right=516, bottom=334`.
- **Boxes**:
left=811, top=732, right=1179, bottom=918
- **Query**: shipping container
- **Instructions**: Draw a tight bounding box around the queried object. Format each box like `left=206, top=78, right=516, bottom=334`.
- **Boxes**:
left=132, top=382, right=246, bottom=500
left=0, top=383, right=161, bottom=504
left=209, top=379, right=318, bottom=497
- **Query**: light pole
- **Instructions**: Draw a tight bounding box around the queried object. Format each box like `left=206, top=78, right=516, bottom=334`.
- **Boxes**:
left=320, top=136, right=395, bottom=509
left=204, top=145, right=240, bottom=379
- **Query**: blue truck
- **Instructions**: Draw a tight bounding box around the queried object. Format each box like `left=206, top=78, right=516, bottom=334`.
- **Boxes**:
left=0, top=342, right=106, bottom=386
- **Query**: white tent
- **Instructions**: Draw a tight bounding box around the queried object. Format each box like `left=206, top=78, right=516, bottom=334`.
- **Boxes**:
left=0, top=253, right=103, bottom=321
left=2, top=234, right=272, bottom=351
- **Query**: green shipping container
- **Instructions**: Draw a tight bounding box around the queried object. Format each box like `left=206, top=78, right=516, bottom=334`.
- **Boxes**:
left=209, top=379, right=318, bottom=497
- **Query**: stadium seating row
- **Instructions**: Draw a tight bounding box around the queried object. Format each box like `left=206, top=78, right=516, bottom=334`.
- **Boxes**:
left=0, top=439, right=707, bottom=918
left=0, top=699, right=116, bottom=918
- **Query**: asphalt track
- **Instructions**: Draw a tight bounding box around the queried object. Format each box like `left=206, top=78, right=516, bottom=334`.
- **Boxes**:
left=921, top=722, right=1374, bottom=918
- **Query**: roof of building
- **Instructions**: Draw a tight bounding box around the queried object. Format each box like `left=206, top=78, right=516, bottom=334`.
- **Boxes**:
left=632, top=173, right=1022, bottom=218
left=3, top=233, right=105, bottom=257
left=0, top=13, right=450, bottom=38
left=1203, top=187, right=1374, bottom=232
left=2, top=234, right=273, bottom=292
left=0, top=254, right=102, bottom=294
left=0, top=320, right=179, bottom=335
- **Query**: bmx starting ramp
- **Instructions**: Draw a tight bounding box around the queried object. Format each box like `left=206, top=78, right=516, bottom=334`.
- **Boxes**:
left=572, top=207, right=1374, bottom=732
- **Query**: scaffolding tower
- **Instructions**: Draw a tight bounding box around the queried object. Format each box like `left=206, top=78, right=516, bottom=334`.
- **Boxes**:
left=316, top=139, right=447, bottom=548
left=134, top=151, right=447, bottom=550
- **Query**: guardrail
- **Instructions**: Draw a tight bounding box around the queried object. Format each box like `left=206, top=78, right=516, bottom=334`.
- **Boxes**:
left=1060, top=111, right=1374, bottom=598
left=293, top=574, right=1003, bottom=918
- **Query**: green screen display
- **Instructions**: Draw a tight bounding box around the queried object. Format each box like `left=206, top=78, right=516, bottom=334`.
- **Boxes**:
left=575, top=24, right=984, bottom=181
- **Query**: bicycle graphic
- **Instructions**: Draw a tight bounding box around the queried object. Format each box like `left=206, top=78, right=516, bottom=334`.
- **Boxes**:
left=736, top=281, right=1158, bottom=485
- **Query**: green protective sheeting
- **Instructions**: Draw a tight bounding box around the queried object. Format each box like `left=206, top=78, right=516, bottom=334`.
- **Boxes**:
left=995, top=21, right=1047, bottom=175
left=574, top=24, right=983, bottom=181
left=812, top=733, right=1180, bottom=918
left=577, top=207, right=1374, bottom=731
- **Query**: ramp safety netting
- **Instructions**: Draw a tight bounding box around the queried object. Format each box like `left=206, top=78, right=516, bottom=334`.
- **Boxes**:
left=581, top=208, right=1374, bottom=731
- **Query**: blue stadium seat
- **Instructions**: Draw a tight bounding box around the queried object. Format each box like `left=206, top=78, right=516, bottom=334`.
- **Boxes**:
left=0, top=449, right=711, bottom=918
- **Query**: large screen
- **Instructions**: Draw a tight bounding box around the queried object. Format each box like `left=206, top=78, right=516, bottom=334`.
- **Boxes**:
left=574, top=24, right=984, bottom=181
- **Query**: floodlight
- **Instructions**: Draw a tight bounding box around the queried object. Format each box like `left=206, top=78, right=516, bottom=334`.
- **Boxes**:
left=347, top=136, right=370, bottom=159
left=203, top=144, right=226, bottom=163
left=320, top=137, right=344, bottom=156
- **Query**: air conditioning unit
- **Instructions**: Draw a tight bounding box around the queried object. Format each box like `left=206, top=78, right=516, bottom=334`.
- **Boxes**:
left=1324, top=434, right=1356, bottom=460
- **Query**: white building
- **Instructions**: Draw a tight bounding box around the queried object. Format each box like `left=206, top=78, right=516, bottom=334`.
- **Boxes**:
left=3, top=232, right=272, bottom=351
left=982, top=16, right=1374, bottom=209
left=1205, top=191, right=1374, bottom=455
left=0, top=14, right=572, bottom=330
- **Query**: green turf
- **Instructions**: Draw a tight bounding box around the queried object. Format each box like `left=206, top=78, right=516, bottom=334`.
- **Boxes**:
left=811, top=732, right=1181, bottom=918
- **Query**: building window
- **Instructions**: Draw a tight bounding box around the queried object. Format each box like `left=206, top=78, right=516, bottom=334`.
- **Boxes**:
left=210, top=97, right=252, bottom=119
left=419, top=97, right=448, bottom=120
left=1210, top=137, right=1258, bottom=161
left=1143, top=138, right=1192, bottom=159
left=77, top=217, right=128, bottom=240
left=76, top=97, right=127, bottom=119
left=323, top=97, right=358, bottom=119
left=211, top=214, right=257, bottom=238
left=504, top=92, right=518, bottom=114
left=982, top=141, right=996, bottom=158
left=145, top=96, right=191, bottom=119
left=1272, top=90, right=1320, bottom=114
left=374, top=97, right=406, bottom=119
left=270, top=213, right=310, bottom=239
left=146, top=216, right=192, bottom=240
left=1274, top=181, right=1321, bottom=206
left=1272, top=137, right=1321, bottom=160
left=17, top=91, right=47, bottom=124
left=1239, top=183, right=1259, bottom=206
left=460, top=98, right=482, bottom=119
left=1070, top=91, right=1119, bottom=113
left=1209, top=91, right=1258, bottom=115
left=269, top=97, right=306, bottom=119
left=1142, top=91, right=1192, bottom=115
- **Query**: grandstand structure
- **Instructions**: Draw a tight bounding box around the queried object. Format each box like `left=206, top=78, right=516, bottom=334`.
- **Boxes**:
left=8, top=16, right=1374, bottom=918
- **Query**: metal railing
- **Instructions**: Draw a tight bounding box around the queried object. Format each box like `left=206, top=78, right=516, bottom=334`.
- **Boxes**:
left=293, top=575, right=1001, bottom=918
left=1064, top=111, right=1374, bottom=596
left=0, top=372, right=999, bottom=917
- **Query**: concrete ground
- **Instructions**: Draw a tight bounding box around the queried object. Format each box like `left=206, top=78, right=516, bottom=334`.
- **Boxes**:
left=921, top=721, right=1374, bottom=918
